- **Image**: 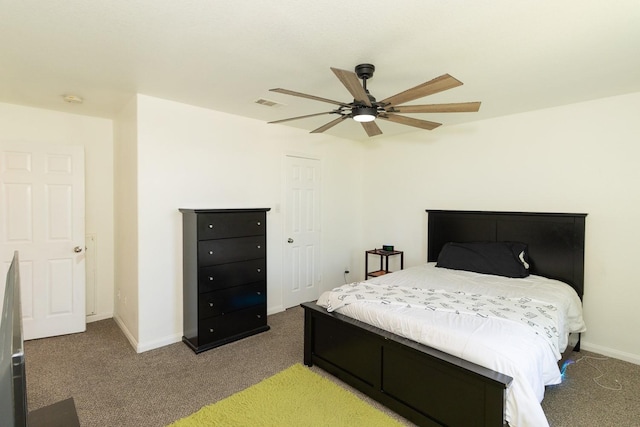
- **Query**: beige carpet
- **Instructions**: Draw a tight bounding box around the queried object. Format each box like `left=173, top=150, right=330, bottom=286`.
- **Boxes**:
left=24, top=306, right=640, bottom=426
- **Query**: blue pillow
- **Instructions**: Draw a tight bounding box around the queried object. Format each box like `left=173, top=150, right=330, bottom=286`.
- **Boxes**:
left=436, top=241, right=530, bottom=278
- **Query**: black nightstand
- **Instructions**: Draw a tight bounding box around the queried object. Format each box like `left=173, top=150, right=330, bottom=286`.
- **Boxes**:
left=365, top=249, right=404, bottom=280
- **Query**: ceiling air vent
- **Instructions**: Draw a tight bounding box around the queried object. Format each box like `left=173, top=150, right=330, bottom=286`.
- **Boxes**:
left=255, top=98, right=283, bottom=107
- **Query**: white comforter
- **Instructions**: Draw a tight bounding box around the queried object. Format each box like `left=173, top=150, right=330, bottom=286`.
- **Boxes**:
left=316, top=263, right=586, bottom=427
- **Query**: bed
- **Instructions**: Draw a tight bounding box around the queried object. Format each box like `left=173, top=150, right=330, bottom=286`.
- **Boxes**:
left=301, top=210, right=586, bottom=427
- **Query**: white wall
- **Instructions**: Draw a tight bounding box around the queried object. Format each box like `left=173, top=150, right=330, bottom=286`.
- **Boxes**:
left=112, top=96, right=140, bottom=345
left=361, top=92, right=640, bottom=364
left=6, top=90, right=637, bottom=363
left=131, top=94, right=363, bottom=351
left=0, top=102, right=115, bottom=323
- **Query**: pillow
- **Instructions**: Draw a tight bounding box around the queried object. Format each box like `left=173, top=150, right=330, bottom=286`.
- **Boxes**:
left=436, top=241, right=530, bottom=278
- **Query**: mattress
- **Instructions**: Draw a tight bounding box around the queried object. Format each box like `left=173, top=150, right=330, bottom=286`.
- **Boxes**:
left=316, top=263, right=586, bottom=427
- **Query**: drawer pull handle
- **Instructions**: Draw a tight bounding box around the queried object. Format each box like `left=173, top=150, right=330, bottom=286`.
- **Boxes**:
left=208, top=224, right=213, bottom=229
left=209, top=276, right=214, bottom=281
left=209, top=302, right=214, bottom=307
left=209, top=250, right=214, bottom=255
left=257, top=221, right=261, bottom=226
left=209, top=328, right=214, bottom=333
left=257, top=245, right=261, bottom=249
left=257, top=268, right=261, bottom=273
left=256, top=314, right=262, bottom=319
left=256, top=291, right=261, bottom=295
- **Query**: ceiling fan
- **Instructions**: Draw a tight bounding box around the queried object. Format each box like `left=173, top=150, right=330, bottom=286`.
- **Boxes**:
left=268, top=63, right=481, bottom=137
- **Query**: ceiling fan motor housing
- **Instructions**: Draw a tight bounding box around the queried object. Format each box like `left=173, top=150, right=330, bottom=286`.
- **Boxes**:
left=355, top=63, right=375, bottom=80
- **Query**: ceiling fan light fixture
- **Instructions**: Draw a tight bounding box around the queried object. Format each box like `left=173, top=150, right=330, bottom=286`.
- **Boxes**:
left=352, top=106, right=377, bottom=122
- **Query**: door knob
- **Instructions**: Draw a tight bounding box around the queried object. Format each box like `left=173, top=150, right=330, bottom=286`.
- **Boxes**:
left=74, top=246, right=83, bottom=253
left=287, top=238, right=294, bottom=243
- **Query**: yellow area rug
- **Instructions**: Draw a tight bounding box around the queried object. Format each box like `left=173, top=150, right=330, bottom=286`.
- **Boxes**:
left=168, top=363, right=405, bottom=426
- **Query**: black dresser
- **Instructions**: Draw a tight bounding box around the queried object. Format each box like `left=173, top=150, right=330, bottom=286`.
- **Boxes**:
left=180, top=208, right=270, bottom=353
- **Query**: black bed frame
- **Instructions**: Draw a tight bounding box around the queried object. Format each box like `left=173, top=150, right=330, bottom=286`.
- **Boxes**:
left=302, top=210, right=586, bottom=427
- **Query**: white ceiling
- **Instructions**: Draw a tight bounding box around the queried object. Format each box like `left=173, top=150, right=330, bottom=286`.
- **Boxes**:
left=1, top=0, right=639, bottom=140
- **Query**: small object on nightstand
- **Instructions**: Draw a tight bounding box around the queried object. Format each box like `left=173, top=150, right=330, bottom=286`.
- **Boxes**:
left=382, top=245, right=394, bottom=251
left=365, top=248, right=404, bottom=280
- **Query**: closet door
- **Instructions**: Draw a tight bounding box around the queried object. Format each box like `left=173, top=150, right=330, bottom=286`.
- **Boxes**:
left=283, top=155, right=321, bottom=308
left=0, top=143, right=86, bottom=340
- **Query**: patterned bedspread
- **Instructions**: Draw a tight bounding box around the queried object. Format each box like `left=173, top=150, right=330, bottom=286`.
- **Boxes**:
left=326, top=281, right=562, bottom=358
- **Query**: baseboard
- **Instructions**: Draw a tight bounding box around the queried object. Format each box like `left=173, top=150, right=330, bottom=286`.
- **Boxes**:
left=112, top=314, right=140, bottom=351
left=267, top=304, right=284, bottom=316
left=134, top=307, right=287, bottom=353
left=113, top=306, right=286, bottom=354
left=580, top=341, right=640, bottom=365
left=113, top=314, right=182, bottom=353
left=136, top=333, right=182, bottom=353
left=86, top=312, right=113, bottom=323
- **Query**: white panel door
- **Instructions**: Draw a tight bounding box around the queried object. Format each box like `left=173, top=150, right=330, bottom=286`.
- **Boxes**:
left=283, top=155, right=321, bottom=308
left=0, top=143, right=86, bottom=340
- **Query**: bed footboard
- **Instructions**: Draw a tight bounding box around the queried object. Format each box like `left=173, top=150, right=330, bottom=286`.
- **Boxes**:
left=302, top=302, right=512, bottom=427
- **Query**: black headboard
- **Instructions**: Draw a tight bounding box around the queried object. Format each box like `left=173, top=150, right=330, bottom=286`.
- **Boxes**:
left=426, top=210, right=587, bottom=299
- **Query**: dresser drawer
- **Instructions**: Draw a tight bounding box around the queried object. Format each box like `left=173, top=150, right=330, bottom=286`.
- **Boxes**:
left=198, top=282, right=266, bottom=319
left=198, top=259, right=265, bottom=293
left=198, top=236, right=266, bottom=266
left=199, top=305, right=267, bottom=344
left=198, top=212, right=266, bottom=240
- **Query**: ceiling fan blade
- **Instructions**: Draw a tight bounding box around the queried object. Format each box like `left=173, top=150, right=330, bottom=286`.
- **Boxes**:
left=378, top=114, right=442, bottom=131
left=380, top=74, right=463, bottom=107
left=268, top=111, right=336, bottom=124
left=361, top=121, right=383, bottom=137
left=270, top=88, right=348, bottom=107
left=391, top=101, right=481, bottom=114
left=310, top=115, right=349, bottom=133
left=330, top=67, right=372, bottom=106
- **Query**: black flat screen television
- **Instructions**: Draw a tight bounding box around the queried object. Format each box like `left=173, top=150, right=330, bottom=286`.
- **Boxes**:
left=0, top=251, right=27, bottom=427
